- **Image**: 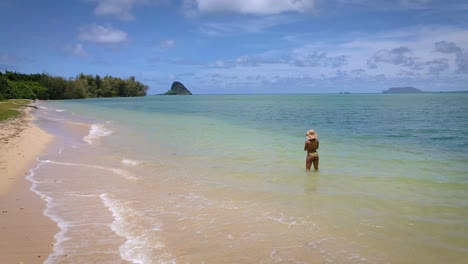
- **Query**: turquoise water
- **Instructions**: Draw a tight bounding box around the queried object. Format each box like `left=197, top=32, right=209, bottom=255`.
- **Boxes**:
left=32, top=94, right=468, bottom=263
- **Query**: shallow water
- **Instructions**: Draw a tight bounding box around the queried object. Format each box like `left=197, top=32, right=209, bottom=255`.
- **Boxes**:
left=30, top=94, right=468, bottom=263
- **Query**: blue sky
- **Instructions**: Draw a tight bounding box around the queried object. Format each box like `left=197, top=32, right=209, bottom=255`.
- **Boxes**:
left=1, top=0, right=467, bottom=94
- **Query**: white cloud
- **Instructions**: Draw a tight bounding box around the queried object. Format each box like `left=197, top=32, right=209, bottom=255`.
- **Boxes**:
left=90, top=0, right=137, bottom=20
left=78, top=24, right=128, bottom=44
left=367, top=46, right=417, bottom=68
left=159, top=39, right=176, bottom=49
left=334, top=0, right=432, bottom=10
left=185, top=0, right=316, bottom=15
left=152, top=40, right=176, bottom=52
left=199, top=15, right=298, bottom=35
left=456, top=52, right=468, bottom=73
left=65, top=43, right=89, bottom=57
left=73, top=44, right=89, bottom=57
left=88, top=0, right=162, bottom=20
left=182, top=25, right=468, bottom=92
left=321, top=25, right=468, bottom=76
left=212, top=51, right=347, bottom=69
left=435, top=41, right=462, bottom=54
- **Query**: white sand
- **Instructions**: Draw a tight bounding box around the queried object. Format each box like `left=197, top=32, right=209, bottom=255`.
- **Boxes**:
left=0, top=107, right=58, bottom=263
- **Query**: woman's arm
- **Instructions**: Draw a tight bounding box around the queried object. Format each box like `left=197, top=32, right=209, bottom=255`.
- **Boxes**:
left=304, top=140, right=308, bottom=151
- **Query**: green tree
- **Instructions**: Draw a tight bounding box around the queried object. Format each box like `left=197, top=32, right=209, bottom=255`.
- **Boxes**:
left=10, top=82, right=36, bottom=99
left=1, top=70, right=148, bottom=99
left=0, top=76, right=14, bottom=99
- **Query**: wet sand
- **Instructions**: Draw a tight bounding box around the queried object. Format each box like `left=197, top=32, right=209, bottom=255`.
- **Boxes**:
left=0, top=107, right=58, bottom=263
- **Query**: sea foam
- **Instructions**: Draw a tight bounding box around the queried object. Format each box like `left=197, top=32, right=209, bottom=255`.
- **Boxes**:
left=83, top=124, right=113, bottom=144
left=39, top=159, right=137, bottom=180
left=100, top=193, right=176, bottom=264
left=26, top=161, right=70, bottom=264
left=122, top=159, right=141, bottom=166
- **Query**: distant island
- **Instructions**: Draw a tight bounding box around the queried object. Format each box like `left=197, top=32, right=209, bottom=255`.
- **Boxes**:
left=382, top=87, right=468, bottom=94
left=382, top=87, right=423, bottom=94
left=0, top=70, right=148, bottom=100
left=162, top=81, right=192, bottom=95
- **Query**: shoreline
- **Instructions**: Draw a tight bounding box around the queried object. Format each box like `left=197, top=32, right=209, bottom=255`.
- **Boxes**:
left=0, top=106, right=59, bottom=263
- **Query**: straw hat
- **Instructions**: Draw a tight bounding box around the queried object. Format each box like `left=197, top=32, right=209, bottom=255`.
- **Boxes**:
left=306, top=129, right=318, bottom=140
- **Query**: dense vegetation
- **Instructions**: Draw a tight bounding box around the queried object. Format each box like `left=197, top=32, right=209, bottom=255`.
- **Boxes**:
left=0, top=71, right=148, bottom=100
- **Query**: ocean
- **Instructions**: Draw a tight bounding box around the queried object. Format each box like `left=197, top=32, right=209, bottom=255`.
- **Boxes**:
left=30, top=94, right=467, bottom=263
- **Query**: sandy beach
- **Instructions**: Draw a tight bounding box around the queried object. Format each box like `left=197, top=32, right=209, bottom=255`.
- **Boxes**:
left=0, top=106, right=58, bottom=264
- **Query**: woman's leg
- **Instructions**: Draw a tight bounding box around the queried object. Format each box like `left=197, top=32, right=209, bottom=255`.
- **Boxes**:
left=306, top=156, right=313, bottom=170
left=312, top=157, right=319, bottom=171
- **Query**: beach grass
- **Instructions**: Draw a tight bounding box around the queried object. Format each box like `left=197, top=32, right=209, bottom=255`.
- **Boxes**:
left=0, top=99, right=30, bottom=122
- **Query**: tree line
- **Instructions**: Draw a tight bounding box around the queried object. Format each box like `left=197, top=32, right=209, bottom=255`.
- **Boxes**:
left=0, top=71, right=148, bottom=100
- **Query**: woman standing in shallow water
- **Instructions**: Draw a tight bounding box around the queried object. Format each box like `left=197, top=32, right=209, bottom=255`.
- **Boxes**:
left=304, top=129, right=319, bottom=171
